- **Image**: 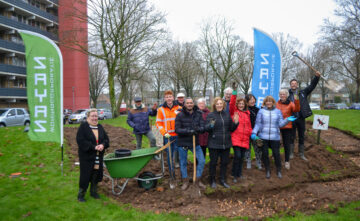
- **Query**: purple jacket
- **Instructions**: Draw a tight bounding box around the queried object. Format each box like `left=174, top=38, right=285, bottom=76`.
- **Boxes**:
left=199, top=108, right=210, bottom=146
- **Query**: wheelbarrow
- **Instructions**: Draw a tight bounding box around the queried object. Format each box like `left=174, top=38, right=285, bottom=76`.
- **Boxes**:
left=103, top=146, right=167, bottom=195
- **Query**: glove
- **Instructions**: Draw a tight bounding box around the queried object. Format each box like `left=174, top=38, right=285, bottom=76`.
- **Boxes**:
left=164, top=133, right=171, bottom=139
left=251, top=134, right=257, bottom=140
left=287, top=116, right=297, bottom=122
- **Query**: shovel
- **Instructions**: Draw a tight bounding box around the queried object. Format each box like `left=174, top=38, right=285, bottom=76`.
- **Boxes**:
left=291, top=51, right=344, bottom=92
left=167, top=139, right=176, bottom=189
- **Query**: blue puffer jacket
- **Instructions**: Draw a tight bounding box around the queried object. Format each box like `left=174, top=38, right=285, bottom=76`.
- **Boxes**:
left=127, top=105, right=157, bottom=135
left=252, top=106, right=289, bottom=141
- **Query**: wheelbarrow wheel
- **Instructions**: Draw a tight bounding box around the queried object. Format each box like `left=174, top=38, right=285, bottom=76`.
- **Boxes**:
left=138, top=171, right=157, bottom=190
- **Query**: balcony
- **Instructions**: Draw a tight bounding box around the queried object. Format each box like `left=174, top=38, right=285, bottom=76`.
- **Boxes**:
left=0, top=64, right=26, bottom=75
left=0, top=87, right=27, bottom=97
left=3, top=0, right=58, bottom=23
left=0, top=39, right=25, bottom=53
left=0, top=15, right=58, bottom=41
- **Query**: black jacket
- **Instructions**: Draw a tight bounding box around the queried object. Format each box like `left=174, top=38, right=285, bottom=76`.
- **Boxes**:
left=76, top=122, right=110, bottom=182
left=175, top=106, right=204, bottom=147
left=205, top=110, right=238, bottom=149
left=289, top=76, right=320, bottom=119
left=248, top=105, right=260, bottom=129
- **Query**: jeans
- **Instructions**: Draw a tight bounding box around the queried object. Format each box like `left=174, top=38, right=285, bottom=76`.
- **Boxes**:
left=281, top=129, right=292, bottom=162
left=232, top=146, right=246, bottom=177
left=164, top=136, right=178, bottom=178
left=291, top=117, right=306, bottom=146
left=261, top=140, right=281, bottom=172
left=209, top=148, right=230, bottom=180
left=178, top=145, right=205, bottom=179
left=135, top=131, right=156, bottom=150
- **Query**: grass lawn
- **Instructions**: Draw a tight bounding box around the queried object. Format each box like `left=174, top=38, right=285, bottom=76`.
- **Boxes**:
left=0, top=111, right=359, bottom=220
left=307, top=110, right=360, bottom=138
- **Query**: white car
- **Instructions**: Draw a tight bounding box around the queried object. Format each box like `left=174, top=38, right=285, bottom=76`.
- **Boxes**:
left=68, top=109, right=88, bottom=124
left=309, top=103, right=320, bottom=110
left=0, top=108, right=30, bottom=127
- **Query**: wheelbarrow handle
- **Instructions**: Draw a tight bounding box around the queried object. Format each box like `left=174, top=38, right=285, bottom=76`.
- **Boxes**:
left=154, top=140, right=175, bottom=154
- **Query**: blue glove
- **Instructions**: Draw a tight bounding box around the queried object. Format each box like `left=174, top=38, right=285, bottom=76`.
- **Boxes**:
left=251, top=134, right=257, bottom=140
left=287, top=116, right=297, bottom=122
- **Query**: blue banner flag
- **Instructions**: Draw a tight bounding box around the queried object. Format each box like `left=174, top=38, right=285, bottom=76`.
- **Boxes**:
left=251, top=28, right=282, bottom=108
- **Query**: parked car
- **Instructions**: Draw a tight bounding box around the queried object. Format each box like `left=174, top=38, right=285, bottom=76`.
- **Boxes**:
left=119, top=103, right=127, bottom=115
left=63, top=109, right=72, bottom=124
left=309, top=103, right=320, bottom=110
left=324, top=103, right=338, bottom=110
left=349, top=103, right=360, bottom=110
left=98, top=109, right=112, bottom=120
left=336, top=103, right=348, bottom=109
left=0, top=108, right=30, bottom=127
left=68, top=109, right=88, bottom=124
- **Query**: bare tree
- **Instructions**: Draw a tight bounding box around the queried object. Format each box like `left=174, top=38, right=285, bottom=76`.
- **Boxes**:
left=272, top=33, right=303, bottom=83
left=199, top=17, right=244, bottom=97
left=233, top=41, right=253, bottom=95
left=64, top=0, right=166, bottom=116
left=306, top=43, right=338, bottom=106
left=89, top=56, right=107, bottom=108
left=321, top=0, right=360, bottom=102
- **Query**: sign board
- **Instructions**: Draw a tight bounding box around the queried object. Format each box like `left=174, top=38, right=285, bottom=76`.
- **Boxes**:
left=312, top=115, right=329, bottom=130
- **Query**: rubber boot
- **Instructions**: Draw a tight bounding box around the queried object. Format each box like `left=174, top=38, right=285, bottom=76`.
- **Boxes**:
left=289, top=144, right=294, bottom=159
left=219, top=179, right=230, bottom=188
left=90, top=171, right=100, bottom=199
left=299, top=144, right=308, bottom=161
left=210, top=177, right=216, bottom=189
left=256, top=159, right=262, bottom=170
left=246, top=160, right=251, bottom=169
left=181, top=178, right=189, bottom=190
left=77, top=188, right=86, bottom=202
left=266, top=169, right=271, bottom=179
left=277, top=169, right=282, bottom=179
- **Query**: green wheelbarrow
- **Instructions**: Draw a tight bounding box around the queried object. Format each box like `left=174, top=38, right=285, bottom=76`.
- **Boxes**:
left=103, top=147, right=166, bottom=195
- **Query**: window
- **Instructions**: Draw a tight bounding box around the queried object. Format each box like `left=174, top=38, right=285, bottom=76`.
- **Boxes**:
left=8, top=109, right=16, bottom=116
left=17, top=109, right=25, bottom=115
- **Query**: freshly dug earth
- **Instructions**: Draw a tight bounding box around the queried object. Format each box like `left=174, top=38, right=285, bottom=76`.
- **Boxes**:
left=64, top=123, right=360, bottom=219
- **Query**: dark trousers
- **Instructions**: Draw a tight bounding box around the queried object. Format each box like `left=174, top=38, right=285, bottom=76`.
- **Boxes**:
left=201, top=145, right=207, bottom=158
left=232, top=146, right=246, bottom=177
left=79, top=168, right=98, bottom=191
left=291, top=117, right=306, bottom=145
left=261, top=140, right=281, bottom=172
left=209, top=148, right=230, bottom=180
left=281, top=129, right=292, bottom=162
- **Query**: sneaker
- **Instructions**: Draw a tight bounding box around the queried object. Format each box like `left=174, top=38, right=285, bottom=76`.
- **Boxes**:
left=175, top=162, right=180, bottom=168
left=285, top=162, right=290, bottom=170
left=232, top=177, right=237, bottom=183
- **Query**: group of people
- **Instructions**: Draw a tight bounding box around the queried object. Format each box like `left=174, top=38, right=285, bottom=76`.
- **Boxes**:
left=153, top=71, right=321, bottom=190
left=75, top=71, right=320, bottom=201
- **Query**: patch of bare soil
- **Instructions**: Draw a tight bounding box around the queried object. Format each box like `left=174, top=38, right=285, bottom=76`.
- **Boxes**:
left=64, top=122, right=360, bottom=219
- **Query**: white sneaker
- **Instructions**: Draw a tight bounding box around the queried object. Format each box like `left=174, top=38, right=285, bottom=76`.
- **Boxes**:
left=285, top=162, right=290, bottom=170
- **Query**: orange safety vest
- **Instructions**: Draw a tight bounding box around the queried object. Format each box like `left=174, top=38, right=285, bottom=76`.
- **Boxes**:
left=156, top=103, right=182, bottom=136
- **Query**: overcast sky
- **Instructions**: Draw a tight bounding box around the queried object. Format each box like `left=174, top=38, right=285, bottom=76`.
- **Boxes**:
left=150, top=0, right=337, bottom=50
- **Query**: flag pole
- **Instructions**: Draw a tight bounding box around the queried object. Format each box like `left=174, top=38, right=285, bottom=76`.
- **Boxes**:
left=61, top=144, right=64, bottom=175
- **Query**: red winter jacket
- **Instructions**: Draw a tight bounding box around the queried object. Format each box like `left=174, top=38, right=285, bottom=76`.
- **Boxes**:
left=229, top=94, right=252, bottom=149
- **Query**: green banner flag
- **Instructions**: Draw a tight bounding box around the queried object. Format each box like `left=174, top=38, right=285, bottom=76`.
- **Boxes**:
left=19, top=30, right=63, bottom=145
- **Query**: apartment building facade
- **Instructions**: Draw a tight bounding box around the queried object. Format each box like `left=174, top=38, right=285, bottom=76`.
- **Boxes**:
left=0, top=0, right=89, bottom=110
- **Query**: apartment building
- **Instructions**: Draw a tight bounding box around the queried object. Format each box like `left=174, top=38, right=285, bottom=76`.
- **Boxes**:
left=0, top=0, right=89, bottom=110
